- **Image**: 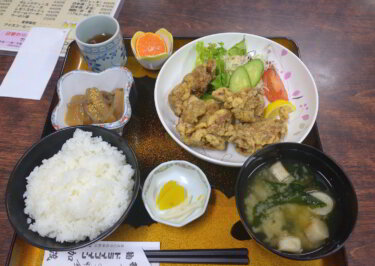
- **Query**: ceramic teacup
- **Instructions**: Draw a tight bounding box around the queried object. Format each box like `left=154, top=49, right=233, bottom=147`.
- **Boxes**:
left=75, top=15, right=127, bottom=72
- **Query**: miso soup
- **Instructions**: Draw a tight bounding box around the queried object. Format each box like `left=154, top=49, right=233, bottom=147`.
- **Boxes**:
left=244, top=159, right=337, bottom=253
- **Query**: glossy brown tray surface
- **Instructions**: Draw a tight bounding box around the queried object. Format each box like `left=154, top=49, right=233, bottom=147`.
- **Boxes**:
left=7, top=37, right=347, bottom=266
left=61, top=38, right=321, bottom=198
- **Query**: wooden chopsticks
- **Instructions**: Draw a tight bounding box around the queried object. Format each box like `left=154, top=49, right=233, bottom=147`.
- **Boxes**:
left=144, top=248, right=249, bottom=264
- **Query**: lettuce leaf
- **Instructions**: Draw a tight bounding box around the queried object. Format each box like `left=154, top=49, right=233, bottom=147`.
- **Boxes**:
left=228, top=38, right=247, bottom=56
left=195, top=41, right=227, bottom=66
left=195, top=39, right=247, bottom=92
left=211, top=58, right=230, bottom=90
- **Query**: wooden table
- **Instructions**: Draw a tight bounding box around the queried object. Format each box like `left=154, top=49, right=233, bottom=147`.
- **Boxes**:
left=0, top=0, right=374, bottom=265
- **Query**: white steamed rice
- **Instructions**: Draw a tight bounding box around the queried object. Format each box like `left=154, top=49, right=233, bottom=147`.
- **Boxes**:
left=23, top=129, right=135, bottom=243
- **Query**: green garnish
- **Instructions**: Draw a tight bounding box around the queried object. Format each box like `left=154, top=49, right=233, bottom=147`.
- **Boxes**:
left=285, top=162, right=314, bottom=186
left=211, top=59, right=230, bottom=90
left=195, top=38, right=248, bottom=91
left=228, top=38, right=247, bottom=56
left=263, top=180, right=288, bottom=193
left=195, top=41, right=227, bottom=66
left=201, top=93, right=213, bottom=101
left=252, top=183, right=327, bottom=226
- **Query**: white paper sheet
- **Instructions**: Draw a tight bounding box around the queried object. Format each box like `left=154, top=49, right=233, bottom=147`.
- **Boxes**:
left=0, top=27, right=68, bottom=100
left=0, top=0, right=124, bottom=55
left=42, top=241, right=160, bottom=266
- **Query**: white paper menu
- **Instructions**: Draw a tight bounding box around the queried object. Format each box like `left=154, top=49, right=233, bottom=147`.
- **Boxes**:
left=43, top=241, right=160, bottom=266
left=0, top=0, right=125, bottom=55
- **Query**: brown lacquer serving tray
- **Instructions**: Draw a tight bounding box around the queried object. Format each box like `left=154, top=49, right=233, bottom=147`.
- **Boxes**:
left=7, top=37, right=348, bottom=266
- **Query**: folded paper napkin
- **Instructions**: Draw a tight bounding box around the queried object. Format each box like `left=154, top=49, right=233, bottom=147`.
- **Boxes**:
left=0, top=27, right=68, bottom=100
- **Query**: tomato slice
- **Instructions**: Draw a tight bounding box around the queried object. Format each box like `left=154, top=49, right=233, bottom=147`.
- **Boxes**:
left=263, top=68, right=288, bottom=102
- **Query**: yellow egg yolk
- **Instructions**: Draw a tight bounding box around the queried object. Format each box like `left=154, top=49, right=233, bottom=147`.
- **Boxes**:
left=156, top=180, right=186, bottom=210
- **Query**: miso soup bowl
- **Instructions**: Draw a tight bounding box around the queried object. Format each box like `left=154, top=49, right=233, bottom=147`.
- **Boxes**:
left=235, top=142, right=358, bottom=260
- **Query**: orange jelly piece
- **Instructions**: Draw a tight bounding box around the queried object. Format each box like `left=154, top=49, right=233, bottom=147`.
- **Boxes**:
left=136, top=33, right=167, bottom=57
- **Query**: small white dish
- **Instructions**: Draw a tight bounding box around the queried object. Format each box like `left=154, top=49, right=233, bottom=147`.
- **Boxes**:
left=130, top=28, right=173, bottom=70
left=142, top=160, right=211, bottom=227
left=51, top=67, right=133, bottom=135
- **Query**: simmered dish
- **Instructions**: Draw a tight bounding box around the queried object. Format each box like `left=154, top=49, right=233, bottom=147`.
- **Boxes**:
left=65, top=87, right=124, bottom=126
left=243, top=160, right=336, bottom=253
left=168, top=39, right=295, bottom=155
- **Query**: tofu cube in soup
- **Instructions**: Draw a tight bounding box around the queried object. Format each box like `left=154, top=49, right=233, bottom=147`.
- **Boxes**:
left=270, top=161, right=292, bottom=183
left=304, top=217, right=329, bottom=243
left=278, top=236, right=302, bottom=253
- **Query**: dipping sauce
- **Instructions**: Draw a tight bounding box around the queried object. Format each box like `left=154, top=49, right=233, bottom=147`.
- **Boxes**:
left=65, top=87, right=124, bottom=126
left=243, top=159, right=337, bottom=253
left=87, top=33, right=113, bottom=44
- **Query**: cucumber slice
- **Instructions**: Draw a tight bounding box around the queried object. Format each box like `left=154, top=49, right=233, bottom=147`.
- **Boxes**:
left=243, top=59, right=264, bottom=87
left=229, top=66, right=251, bottom=92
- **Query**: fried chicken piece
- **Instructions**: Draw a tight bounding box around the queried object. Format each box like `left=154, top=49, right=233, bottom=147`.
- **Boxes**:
left=177, top=109, right=233, bottom=150
left=206, top=109, right=234, bottom=138
left=229, top=118, right=287, bottom=155
left=195, top=99, right=220, bottom=123
left=183, top=59, right=216, bottom=97
left=168, top=80, right=191, bottom=117
left=212, top=87, right=264, bottom=122
left=169, top=58, right=291, bottom=156
left=181, top=128, right=227, bottom=150
left=204, top=99, right=221, bottom=114
left=168, top=59, right=216, bottom=116
left=278, top=106, right=290, bottom=122
left=181, top=96, right=206, bottom=124
left=180, top=97, right=222, bottom=124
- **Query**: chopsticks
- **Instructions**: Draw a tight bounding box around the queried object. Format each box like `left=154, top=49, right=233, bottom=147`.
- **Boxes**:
left=144, top=248, right=249, bottom=264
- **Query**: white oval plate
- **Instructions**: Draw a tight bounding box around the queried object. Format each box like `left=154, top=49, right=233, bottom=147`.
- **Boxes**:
left=154, top=33, right=318, bottom=167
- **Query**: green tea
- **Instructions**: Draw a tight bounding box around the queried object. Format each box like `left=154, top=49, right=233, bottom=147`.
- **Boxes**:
left=86, top=33, right=113, bottom=44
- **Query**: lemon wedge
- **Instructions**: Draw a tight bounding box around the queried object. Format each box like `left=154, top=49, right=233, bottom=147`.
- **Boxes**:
left=264, top=100, right=296, bottom=119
